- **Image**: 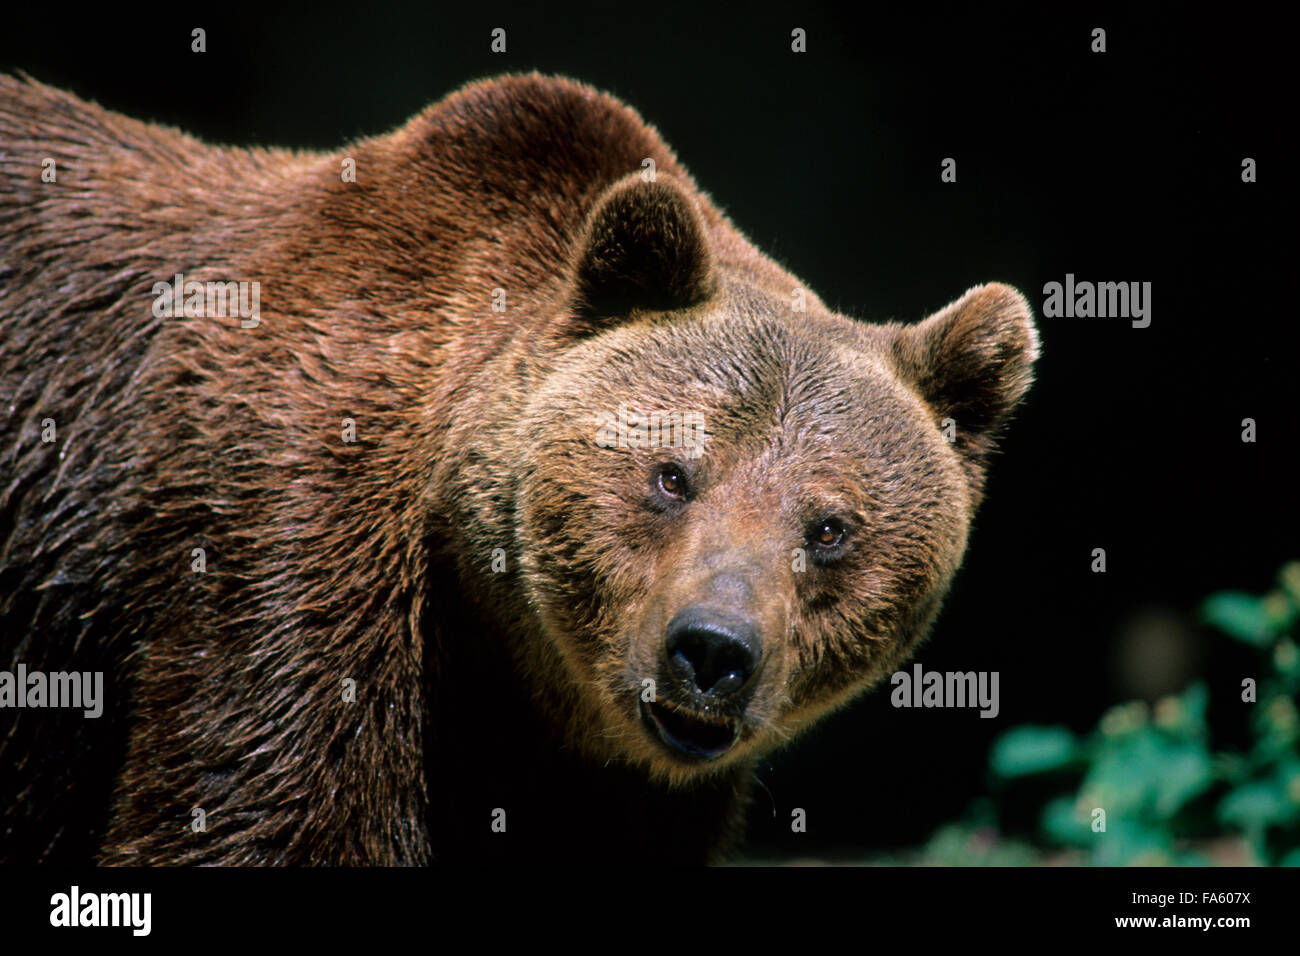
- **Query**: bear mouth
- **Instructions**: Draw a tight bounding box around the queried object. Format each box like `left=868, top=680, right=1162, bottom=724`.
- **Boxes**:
left=640, top=698, right=741, bottom=760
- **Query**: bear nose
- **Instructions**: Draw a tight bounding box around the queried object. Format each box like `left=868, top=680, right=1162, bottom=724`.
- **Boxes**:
left=664, top=607, right=762, bottom=698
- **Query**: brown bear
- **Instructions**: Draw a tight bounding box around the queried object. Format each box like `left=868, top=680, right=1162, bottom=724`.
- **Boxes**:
left=0, top=72, right=1038, bottom=864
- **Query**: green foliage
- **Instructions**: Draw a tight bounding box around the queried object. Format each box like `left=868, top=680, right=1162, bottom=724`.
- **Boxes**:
left=899, top=822, right=1041, bottom=866
left=989, top=725, right=1080, bottom=778
left=922, top=561, right=1300, bottom=866
left=1201, top=593, right=1277, bottom=647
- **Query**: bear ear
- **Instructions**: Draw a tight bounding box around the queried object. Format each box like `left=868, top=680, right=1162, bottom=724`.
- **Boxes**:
left=567, top=173, right=717, bottom=331
left=890, top=282, right=1039, bottom=461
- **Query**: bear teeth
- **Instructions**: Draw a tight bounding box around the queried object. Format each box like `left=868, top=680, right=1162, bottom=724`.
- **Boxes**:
left=655, top=698, right=732, bottom=727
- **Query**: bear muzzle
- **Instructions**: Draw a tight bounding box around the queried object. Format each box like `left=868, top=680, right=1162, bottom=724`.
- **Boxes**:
left=639, top=605, right=764, bottom=760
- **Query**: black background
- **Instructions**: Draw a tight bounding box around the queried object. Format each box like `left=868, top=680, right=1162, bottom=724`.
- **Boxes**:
left=2, top=2, right=1292, bottom=860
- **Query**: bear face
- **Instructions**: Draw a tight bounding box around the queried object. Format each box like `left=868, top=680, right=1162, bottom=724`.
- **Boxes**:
left=492, top=173, right=1039, bottom=784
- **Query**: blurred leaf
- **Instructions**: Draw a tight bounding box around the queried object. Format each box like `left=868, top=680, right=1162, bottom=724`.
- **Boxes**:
left=1081, top=728, right=1214, bottom=819
left=990, top=725, right=1079, bottom=778
left=1248, top=828, right=1271, bottom=864
left=1180, top=682, right=1210, bottom=730
left=1264, top=591, right=1298, bottom=632
left=1099, top=701, right=1149, bottom=737
left=1041, top=795, right=1093, bottom=846
left=1091, top=818, right=1172, bottom=866
left=1155, top=683, right=1209, bottom=737
left=1154, top=745, right=1217, bottom=817
left=916, top=823, right=1039, bottom=866
left=1278, top=561, right=1300, bottom=609
left=1279, top=847, right=1300, bottom=867
left=1274, top=638, right=1299, bottom=679
left=1201, top=592, right=1275, bottom=646
left=1252, top=696, right=1299, bottom=761
left=1215, top=751, right=1253, bottom=784
left=1218, top=780, right=1297, bottom=829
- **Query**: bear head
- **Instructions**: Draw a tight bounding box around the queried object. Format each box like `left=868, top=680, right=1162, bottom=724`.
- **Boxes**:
left=494, top=172, right=1038, bottom=783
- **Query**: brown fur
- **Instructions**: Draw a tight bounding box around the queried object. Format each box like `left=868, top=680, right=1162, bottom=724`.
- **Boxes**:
left=0, top=72, right=1037, bottom=864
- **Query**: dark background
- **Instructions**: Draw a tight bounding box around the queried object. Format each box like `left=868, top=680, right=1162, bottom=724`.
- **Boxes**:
left=3, top=2, right=1291, bottom=859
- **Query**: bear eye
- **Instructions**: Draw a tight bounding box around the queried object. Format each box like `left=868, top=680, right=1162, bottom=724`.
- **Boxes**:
left=654, top=464, right=689, bottom=502
left=809, top=518, right=847, bottom=550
